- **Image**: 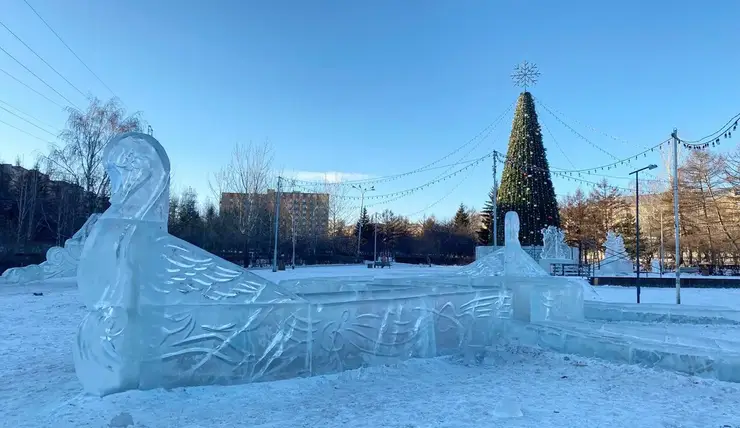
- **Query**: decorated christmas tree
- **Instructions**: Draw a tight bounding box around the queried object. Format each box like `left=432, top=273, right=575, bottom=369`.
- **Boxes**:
left=495, top=90, right=560, bottom=245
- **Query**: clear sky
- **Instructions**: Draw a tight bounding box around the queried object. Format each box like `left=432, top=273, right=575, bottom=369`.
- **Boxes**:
left=1, top=0, right=739, bottom=221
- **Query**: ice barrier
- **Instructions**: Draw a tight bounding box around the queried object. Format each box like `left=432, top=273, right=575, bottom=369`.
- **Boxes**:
left=585, top=301, right=740, bottom=325
left=510, top=320, right=740, bottom=383
left=73, top=133, right=514, bottom=396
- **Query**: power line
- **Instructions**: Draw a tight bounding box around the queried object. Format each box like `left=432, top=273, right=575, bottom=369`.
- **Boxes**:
left=0, top=117, right=48, bottom=142
left=0, top=66, right=65, bottom=108
left=22, top=0, right=119, bottom=100
left=0, top=20, right=88, bottom=99
left=0, top=44, right=80, bottom=109
left=0, top=98, right=58, bottom=131
left=289, top=101, right=515, bottom=187
left=0, top=103, right=57, bottom=136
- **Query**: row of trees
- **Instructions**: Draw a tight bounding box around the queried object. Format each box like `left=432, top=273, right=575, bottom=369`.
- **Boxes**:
left=0, top=97, right=486, bottom=268
left=559, top=148, right=740, bottom=269
left=5, top=96, right=740, bottom=270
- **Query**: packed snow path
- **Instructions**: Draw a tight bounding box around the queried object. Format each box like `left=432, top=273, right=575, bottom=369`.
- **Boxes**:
left=3, top=269, right=740, bottom=427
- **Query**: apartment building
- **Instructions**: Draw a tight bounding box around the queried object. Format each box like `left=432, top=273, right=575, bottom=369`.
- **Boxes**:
left=220, top=190, right=330, bottom=237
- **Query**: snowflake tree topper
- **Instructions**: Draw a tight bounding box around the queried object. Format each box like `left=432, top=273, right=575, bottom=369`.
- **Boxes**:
left=511, top=61, right=540, bottom=91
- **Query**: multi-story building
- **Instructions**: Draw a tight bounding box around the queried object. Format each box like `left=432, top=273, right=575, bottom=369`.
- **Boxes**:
left=219, top=190, right=330, bottom=237
left=269, top=190, right=330, bottom=237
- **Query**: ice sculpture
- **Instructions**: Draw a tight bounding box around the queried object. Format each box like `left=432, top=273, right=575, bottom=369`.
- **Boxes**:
left=74, top=133, right=511, bottom=396
left=0, top=214, right=100, bottom=284
left=597, top=231, right=633, bottom=276
left=650, top=258, right=661, bottom=274
left=539, top=226, right=570, bottom=260
left=455, top=211, right=583, bottom=323
left=458, top=212, right=547, bottom=278
left=538, top=226, right=573, bottom=274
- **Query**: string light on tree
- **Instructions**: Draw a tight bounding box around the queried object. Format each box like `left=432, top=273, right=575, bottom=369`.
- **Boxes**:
left=484, top=62, right=560, bottom=245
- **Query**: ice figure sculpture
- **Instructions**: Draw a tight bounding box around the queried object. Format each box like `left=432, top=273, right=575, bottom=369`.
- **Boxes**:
left=456, top=211, right=583, bottom=323
left=458, top=212, right=546, bottom=278
left=0, top=214, right=100, bottom=284
left=540, top=226, right=570, bottom=260
left=538, top=226, right=573, bottom=274
left=597, top=231, right=633, bottom=276
left=74, top=132, right=510, bottom=396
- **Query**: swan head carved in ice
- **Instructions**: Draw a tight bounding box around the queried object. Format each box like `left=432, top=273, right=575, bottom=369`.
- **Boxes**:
left=103, top=132, right=170, bottom=224
left=504, top=211, right=521, bottom=248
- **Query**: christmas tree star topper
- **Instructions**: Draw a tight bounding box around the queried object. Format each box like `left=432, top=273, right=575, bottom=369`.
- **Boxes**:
left=511, top=61, right=540, bottom=91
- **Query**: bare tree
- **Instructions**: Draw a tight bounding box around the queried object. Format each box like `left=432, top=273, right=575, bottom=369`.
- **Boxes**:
left=10, top=157, right=32, bottom=247
left=322, top=179, right=352, bottom=236
left=212, top=140, right=274, bottom=266
left=44, top=97, right=143, bottom=213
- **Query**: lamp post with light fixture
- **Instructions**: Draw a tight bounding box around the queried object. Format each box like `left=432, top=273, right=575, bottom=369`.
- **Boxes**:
left=352, top=184, right=374, bottom=259
left=630, top=163, right=658, bottom=303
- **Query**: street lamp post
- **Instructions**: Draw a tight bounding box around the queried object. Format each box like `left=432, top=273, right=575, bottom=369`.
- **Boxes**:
left=629, top=164, right=658, bottom=303
left=352, top=184, right=375, bottom=260
left=373, top=213, right=378, bottom=267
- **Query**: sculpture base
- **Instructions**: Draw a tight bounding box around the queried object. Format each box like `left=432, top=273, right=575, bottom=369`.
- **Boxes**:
left=74, top=284, right=513, bottom=396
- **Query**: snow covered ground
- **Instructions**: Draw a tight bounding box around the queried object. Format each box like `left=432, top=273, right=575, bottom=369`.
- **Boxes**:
left=3, top=264, right=740, bottom=427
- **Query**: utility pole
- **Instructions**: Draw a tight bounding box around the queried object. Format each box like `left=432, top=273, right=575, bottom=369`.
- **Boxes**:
left=291, top=207, right=296, bottom=269
left=373, top=213, right=378, bottom=267
left=671, top=129, right=682, bottom=304
left=660, top=209, right=664, bottom=278
left=352, top=184, right=375, bottom=260
left=272, top=176, right=282, bottom=272
left=492, top=150, right=499, bottom=247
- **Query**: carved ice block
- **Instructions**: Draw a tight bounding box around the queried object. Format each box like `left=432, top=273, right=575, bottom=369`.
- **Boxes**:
left=1, top=213, right=100, bottom=283
left=140, top=288, right=509, bottom=390
left=73, top=132, right=513, bottom=396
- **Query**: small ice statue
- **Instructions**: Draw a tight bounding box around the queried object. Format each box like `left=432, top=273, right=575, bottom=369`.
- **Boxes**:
left=540, top=226, right=570, bottom=260
left=599, top=231, right=632, bottom=275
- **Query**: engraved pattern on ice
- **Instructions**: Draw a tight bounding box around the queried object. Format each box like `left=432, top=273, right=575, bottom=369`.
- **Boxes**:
left=73, top=132, right=512, bottom=396
left=1, top=214, right=100, bottom=283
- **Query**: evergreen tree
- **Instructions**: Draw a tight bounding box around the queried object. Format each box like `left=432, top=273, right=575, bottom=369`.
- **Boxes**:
left=353, top=207, right=373, bottom=252
left=453, top=203, right=470, bottom=230
left=477, top=187, right=495, bottom=244
left=496, top=91, right=560, bottom=245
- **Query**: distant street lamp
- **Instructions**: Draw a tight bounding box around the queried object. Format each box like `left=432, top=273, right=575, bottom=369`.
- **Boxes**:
left=629, top=163, right=658, bottom=303
left=352, top=184, right=375, bottom=259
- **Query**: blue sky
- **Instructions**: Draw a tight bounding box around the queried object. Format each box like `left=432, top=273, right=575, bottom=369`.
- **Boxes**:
left=1, top=0, right=739, bottom=221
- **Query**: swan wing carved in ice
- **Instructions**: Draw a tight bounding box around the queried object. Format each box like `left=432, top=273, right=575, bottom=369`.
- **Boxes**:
left=142, top=233, right=301, bottom=304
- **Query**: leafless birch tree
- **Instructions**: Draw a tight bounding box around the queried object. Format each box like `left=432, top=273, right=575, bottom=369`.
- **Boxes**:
left=44, top=97, right=143, bottom=213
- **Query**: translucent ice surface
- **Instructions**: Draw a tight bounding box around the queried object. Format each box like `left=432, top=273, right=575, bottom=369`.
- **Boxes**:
left=1, top=214, right=99, bottom=284
left=584, top=301, right=740, bottom=325
left=73, top=133, right=514, bottom=396
left=511, top=320, right=740, bottom=383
